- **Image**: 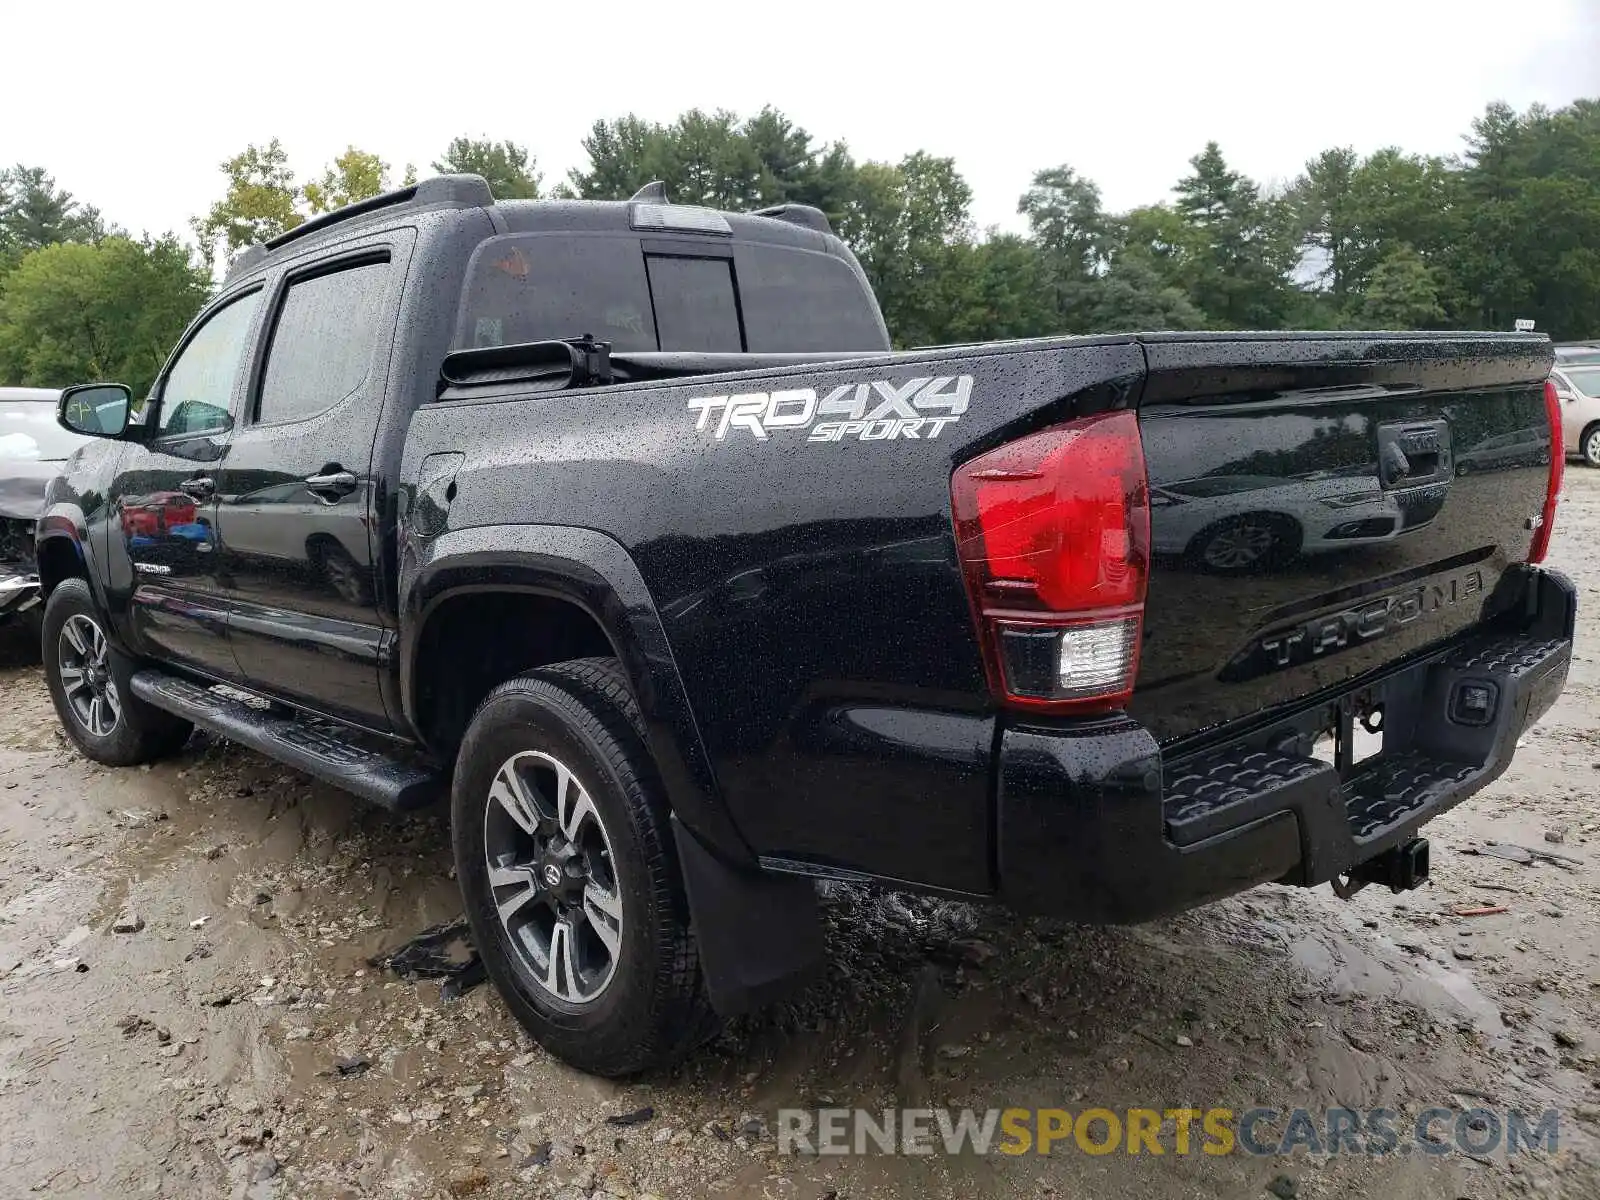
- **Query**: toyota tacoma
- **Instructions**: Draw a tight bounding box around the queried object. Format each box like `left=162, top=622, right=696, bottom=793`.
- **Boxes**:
left=36, top=175, right=1573, bottom=1076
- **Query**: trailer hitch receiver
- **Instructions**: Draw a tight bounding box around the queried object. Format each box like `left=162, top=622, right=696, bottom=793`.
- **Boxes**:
left=1332, top=837, right=1430, bottom=899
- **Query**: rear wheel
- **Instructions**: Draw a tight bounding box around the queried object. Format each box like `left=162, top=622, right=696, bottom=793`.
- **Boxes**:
left=1581, top=423, right=1600, bottom=468
left=451, top=658, right=716, bottom=1077
left=42, top=578, right=191, bottom=766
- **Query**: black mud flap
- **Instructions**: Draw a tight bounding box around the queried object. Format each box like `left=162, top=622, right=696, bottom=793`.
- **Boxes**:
left=671, top=815, right=824, bottom=1016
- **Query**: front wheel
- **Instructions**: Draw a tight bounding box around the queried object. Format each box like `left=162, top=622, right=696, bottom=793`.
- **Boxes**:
left=42, top=578, right=192, bottom=766
left=451, top=658, right=716, bottom=1077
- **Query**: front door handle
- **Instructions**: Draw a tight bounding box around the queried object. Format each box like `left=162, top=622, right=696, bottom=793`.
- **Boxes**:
left=179, top=476, right=215, bottom=500
left=304, top=468, right=358, bottom=500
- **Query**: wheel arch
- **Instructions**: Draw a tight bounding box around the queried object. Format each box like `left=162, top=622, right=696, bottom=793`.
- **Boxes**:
left=303, top=530, right=340, bottom=558
left=404, top=523, right=752, bottom=865
left=36, top=532, right=87, bottom=599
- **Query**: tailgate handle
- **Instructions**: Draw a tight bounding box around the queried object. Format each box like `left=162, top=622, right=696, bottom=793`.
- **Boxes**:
left=1377, top=420, right=1451, bottom=489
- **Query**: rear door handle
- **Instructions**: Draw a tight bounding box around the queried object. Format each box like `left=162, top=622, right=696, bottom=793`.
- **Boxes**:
left=304, top=469, right=358, bottom=500
left=179, top=476, right=214, bottom=500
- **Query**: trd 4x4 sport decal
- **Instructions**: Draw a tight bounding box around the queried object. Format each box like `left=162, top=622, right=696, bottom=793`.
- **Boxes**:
left=687, top=375, right=973, bottom=443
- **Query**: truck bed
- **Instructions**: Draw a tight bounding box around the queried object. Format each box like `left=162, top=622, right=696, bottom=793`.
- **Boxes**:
left=410, top=329, right=1560, bottom=897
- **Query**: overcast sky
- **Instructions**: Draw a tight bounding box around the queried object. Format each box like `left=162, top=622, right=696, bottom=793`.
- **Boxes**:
left=5, top=0, right=1598, bottom=244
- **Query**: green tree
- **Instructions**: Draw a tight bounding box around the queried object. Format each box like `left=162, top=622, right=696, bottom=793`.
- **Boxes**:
left=1288, top=147, right=1462, bottom=323
left=0, top=236, right=209, bottom=392
left=1289, top=146, right=1359, bottom=302
left=303, top=147, right=389, bottom=214
left=836, top=153, right=975, bottom=347
left=432, top=137, right=541, bottom=199
left=1448, top=100, right=1600, bottom=337
left=570, top=109, right=755, bottom=206
left=569, top=114, right=660, bottom=200
left=1173, top=142, right=1296, bottom=328
left=191, top=139, right=302, bottom=268
left=937, top=233, right=1056, bottom=343
left=1348, top=151, right=1460, bottom=269
left=0, top=165, right=107, bottom=254
left=1018, top=165, right=1112, bottom=330
left=1356, top=246, right=1447, bottom=328
left=1085, top=256, right=1206, bottom=332
left=1114, top=203, right=1200, bottom=287
left=568, top=107, right=858, bottom=215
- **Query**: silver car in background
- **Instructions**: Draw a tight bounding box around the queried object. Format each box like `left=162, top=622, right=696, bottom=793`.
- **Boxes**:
left=0, top=388, right=94, bottom=636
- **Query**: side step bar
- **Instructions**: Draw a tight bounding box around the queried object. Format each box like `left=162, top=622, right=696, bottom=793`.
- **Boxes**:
left=129, top=670, right=442, bottom=811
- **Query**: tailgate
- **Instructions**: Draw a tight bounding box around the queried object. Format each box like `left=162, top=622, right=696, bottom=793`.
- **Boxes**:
left=1130, top=332, right=1556, bottom=745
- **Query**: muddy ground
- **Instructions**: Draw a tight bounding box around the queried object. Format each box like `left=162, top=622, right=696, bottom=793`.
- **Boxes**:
left=4, top=482, right=1600, bottom=1200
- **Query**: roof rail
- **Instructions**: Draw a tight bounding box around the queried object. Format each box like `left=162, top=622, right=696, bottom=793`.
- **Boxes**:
left=751, top=203, right=834, bottom=236
left=261, top=173, right=495, bottom=253
left=224, top=244, right=271, bottom=281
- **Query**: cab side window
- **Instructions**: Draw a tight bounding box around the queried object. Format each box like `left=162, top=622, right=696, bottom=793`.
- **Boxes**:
left=256, top=260, right=391, bottom=425
left=157, top=292, right=262, bottom=438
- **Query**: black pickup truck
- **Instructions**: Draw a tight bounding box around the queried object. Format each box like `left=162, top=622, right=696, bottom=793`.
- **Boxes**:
left=38, top=175, right=1573, bottom=1076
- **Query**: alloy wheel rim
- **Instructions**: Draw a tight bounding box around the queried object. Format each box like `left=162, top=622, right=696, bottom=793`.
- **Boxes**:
left=57, top=614, right=121, bottom=738
left=1204, top=523, right=1275, bottom=569
left=482, top=750, right=623, bottom=1004
left=1586, top=430, right=1600, bottom=465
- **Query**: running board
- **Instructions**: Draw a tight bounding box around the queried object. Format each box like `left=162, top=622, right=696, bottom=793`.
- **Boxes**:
left=128, top=670, right=442, bottom=811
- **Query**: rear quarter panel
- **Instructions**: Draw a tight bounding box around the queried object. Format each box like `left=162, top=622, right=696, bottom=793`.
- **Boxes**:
left=403, top=339, right=1143, bottom=892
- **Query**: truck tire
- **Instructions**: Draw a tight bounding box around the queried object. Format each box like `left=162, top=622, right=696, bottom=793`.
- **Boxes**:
left=451, top=658, right=716, bottom=1077
left=42, top=578, right=192, bottom=766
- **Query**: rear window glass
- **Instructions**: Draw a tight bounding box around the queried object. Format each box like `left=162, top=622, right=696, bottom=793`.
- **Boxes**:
left=456, top=232, right=887, bottom=355
left=736, top=246, right=886, bottom=352
left=646, top=255, right=742, bottom=352
left=458, top=235, right=657, bottom=352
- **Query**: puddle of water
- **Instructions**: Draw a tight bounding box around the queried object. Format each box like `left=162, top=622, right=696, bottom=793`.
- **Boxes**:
left=1286, top=903, right=1504, bottom=1037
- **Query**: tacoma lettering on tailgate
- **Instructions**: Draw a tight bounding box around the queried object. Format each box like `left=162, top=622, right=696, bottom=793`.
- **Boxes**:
left=1220, top=569, right=1485, bottom=682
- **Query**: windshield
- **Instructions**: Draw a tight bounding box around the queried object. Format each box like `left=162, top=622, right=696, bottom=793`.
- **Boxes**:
left=1563, top=366, right=1600, bottom=398
left=1555, top=346, right=1600, bottom=365
left=0, top=401, right=91, bottom=460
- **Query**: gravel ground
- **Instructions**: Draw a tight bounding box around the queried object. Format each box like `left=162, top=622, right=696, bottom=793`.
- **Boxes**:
left=3, top=477, right=1600, bottom=1199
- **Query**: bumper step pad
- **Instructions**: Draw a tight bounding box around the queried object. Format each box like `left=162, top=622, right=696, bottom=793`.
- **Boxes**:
left=1160, top=627, right=1571, bottom=866
left=129, top=670, right=441, bottom=811
left=1164, top=749, right=1332, bottom=848
left=1343, top=751, right=1478, bottom=841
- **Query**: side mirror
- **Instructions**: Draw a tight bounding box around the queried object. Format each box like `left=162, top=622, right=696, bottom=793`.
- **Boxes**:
left=59, top=382, right=132, bottom=439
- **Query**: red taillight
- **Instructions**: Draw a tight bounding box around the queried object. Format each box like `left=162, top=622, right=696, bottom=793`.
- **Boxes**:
left=1530, top=379, right=1564, bottom=563
left=950, top=410, right=1150, bottom=713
